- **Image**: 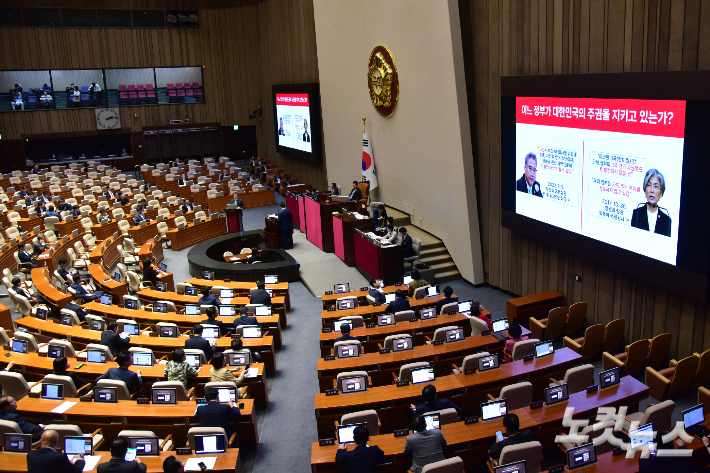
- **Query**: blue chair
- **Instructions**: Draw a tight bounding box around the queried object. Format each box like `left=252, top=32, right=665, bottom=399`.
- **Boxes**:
left=27, top=95, right=37, bottom=109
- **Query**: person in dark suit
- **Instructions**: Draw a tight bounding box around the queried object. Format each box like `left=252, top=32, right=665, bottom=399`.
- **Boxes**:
left=10, top=277, right=44, bottom=306
left=399, top=228, right=415, bottom=259
left=97, top=437, right=147, bottom=473
left=277, top=202, right=293, bottom=249
left=140, top=258, right=159, bottom=287
left=201, top=306, right=229, bottom=336
left=162, top=456, right=184, bottom=473
left=250, top=281, right=272, bottom=305
left=489, top=414, right=536, bottom=461
left=368, top=279, right=384, bottom=303
left=95, top=352, right=144, bottom=397
left=348, top=181, right=362, bottom=202
left=104, top=187, right=116, bottom=200
left=0, top=396, right=44, bottom=441
left=630, top=169, right=671, bottom=237
left=245, top=248, right=262, bottom=264
left=219, top=171, right=229, bottom=181
left=116, top=192, right=129, bottom=206
left=334, top=323, right=358, bottom=344
left=385, top=289, right=410, bottom=314
left=233, top=306, right=261, bottom=329
left=65, top=297, right=88, bottom=323
left=335, top=424, right=385, bottom=473
left=27, top=429, right=85, bottom=473
left=71, top=273, right=102, bottom=303
left=56, top=258, right=73, bottom=284
left=230, top=196, right=244, bottom=208
left=24, top=191, right=36, bottom=207
left=40, top=191, right=52, bottom=203
left=32, top=234, right=48, bottom=256
left=98, top=208, right=112, bottom=224
left=194, top=387, right=242, bottom=440
left=181, top=198, right=195, bottom=214
left=434, top=286, right=458, bottom=314
left=230, top=337, right=262, bottom=363
left=516, top=152, right=543, bottom=197
left=278, top=118, right=285, bottom=136
left=133, top=206, right=149, bottom=225
left=44, top=205, right=62, bottom=222
left=373, top=204, right=387, bottom=230
left=100, top=322, right=130, bottom=357
left=30, top=164, right=40, bottom=174
left=178, top=174, right=187, bottom=186
left=185, top=324, right=214, bottom=361
left=198, top=287, right=221, bottom=307
left=53, top=357, right=90, bottom=396
left=330, top=183, right=339, bottom=195
left=17, top=243, right=40, bottom=268
left=410, top=384, right=462, bottom=419
left=18, top=186, right=28, bottom=198
left=302, top=119, right=311, bottom=142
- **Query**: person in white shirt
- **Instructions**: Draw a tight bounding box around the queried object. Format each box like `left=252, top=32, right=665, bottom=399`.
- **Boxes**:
left=378, top=224, right=398, bottom=244
left=71, top=86, right=81, bottom=107
left=40, top=91, right=53, bottom=109
left=12, top=92, right=23, bottom=110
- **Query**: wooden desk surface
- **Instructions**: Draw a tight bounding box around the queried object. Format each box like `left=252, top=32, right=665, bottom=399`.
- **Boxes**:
left=225, top=254, right=250, bottom=262
left=320, top=294, right=455, bottom=324
left=135, top=289, right=285, bottom=307
left=321, top=284, right=409, bottom=303
left=14, top=317, right=274, bottom=353
left=506, top=290, right=564, bottom=308
left=0, top=449, right=243, bottom=473
left=317, top=333, right=501, bottom=375
left=310, top=376, right=649, bottom=469
left=31, top=267, right=71, bottom=308
left=315, top=347, right=581, bottom=411
left=165, top=217, right=227, bottom=252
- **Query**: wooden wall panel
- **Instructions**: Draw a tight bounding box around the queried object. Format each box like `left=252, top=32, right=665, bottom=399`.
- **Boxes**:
left=460, top=0, right=710, bottom=360
left=0, top=0, right=326, bottom=188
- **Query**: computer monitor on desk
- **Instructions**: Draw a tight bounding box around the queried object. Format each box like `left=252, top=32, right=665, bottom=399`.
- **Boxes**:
left=337, top=423, right=366, bottom=444
left=333, top=320, right=352, bottom=332
left=185, top=304, right=199, bottom=316
left=340, top=375, right=367, bottom=394
left=336, top=344, right=359, bottom=358
left=567, top=443, right=597, bottom=470
left=220, top=289, right=235, bottom=299
left=384, top=293, right=396, bottom=304
left=480, top=399, right=507, bottom=421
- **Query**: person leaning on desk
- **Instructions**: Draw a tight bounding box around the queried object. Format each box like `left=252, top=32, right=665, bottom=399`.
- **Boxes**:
left=336, top=424, right=385, bottom=473
left=201, top=306, right=230, bottom=336
left=410, top=384, right=462, bottom=419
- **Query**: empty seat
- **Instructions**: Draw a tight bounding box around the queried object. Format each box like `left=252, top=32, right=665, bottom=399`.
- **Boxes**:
left=645, top=354, right=700, bottom=400
left=563, top=324, right=605, bottom=359
left=602, top=319, right=625, bottom=353
left=646, top=333, right=672, bottom=369
left=488, top=381, right=533, bottom=411
left=529, top=307, right=567, bottom=341
left=602, top=339, right=650, bottom=378
left=549, top=364, right=595, bottom=394
left=619, top=399, right=675, bottom=433
left=491, top=441, right=542, bottom=473
left=422, top=457, right=464, bottom=473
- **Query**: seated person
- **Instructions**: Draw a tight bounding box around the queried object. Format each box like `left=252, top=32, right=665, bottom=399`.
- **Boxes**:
left=336, top=424, right=385, bottom=473
left=348, top=181, right=362, bottom=201
left=64, top=294, right=88, bottom=322
left=140, top=258, right=159, bottom=287
left=17, top=242, right=40, bottom=269
left=384, top=289, right=410, bottom=314
left=116, top=192, right=128, bottom=206
left=56, top=258, right=73, bottom=284
left=70, top=273, right=102, bottom=303
left=404, top=415, right=447, bottom=473
left=44, top=205, right=62, bottom=221
left=94, top=351, right=144, bottom=398
left=194, top=387, right=241, bottom=442
left=378, top=223, right=398, bottom=244
left=373, top=204, right=387, bottom=230
left=27, top=429, right=85, bottom=473
left=97, top=208, right=111, bottom=224
left=98, top=437, right=146, bottom=473
left=233, top=306, right=261, bottom=329
left=32, top=234, right=48, bottom=256
left=472, top=301, right=492, bottom=331
left=230, top=337, right=262, bottom=363
left=164, top=348, right=199, bottom=389
left=201, top=306, right=230, bottom=336
left=162, top=456, right=184, bottom=473
left=133, top=206, right=149, bottom=225
left=502, top=322, right=529, bottom=363
left=334, top=322, right=358, bottom=344
left=250, top=281, right=271, bottom=305
left=181, top=198, right=195, bottom=214
left=0, top=396, right=44, bottom=442
left=368, top=278, right=384, bottom=304
left=330, top=183, right=339, bottom=195
left=246, top=248, right=263, bottom=264
left=10, top=277, right=45, bottom=306
left=406, top=270, right=427, bottom=298
left=489, top=413, right=536, bottom=461
left=178, top=174, right=187, bottom=186
left=198, top=287, right=221, bottom=307
left=210, top=352, right=247, bottom=385
left=410, top=384, right=462, bottom=419
left=434, top=286, right=458, bottom=314
left=184, top=324, right=214, bottom=361
left=100, top=322, right=130, bottom=357
left=52, top=357, right=90, bottom=397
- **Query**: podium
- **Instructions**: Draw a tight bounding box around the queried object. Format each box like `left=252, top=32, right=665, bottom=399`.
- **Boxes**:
left=264, top=216, right=279, bottom=249
left=333, top=213, right=375, bottom=266
left=303, top=193, right=357, bottom=253
left=225, top=205, right=243, bottom=233
left=353, top=232, right=403, bottom=285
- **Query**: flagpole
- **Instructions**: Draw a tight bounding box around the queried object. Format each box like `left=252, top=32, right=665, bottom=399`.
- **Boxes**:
left=363, top=116, right=366, bottom=133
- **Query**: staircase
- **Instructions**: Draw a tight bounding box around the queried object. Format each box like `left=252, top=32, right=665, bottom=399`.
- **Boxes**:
left=383, top=205, right=461, bottom=283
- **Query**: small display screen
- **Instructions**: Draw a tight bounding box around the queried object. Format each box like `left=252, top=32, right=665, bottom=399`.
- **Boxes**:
left=152, top=388, right=177, bottom=405
left=446, top=328, right=464, bottom=342
left=185, top=354, right=201, bottom=368
left=392, top=338, right=412, bottom=352
left=132, top=352, right=153, bottom=366
left=242, top=327, right=261, bottom=338
left=4, top=434, right=31, bottom=452
left=94, top=387, right=118, bottom=403
left=535, top=341, right=554, bottom=358
left=41, top=383, right=63, bottom=400
left=336, top=345, right=359, bottom=358
left=337, top=299, right=355, bottom=310
left=185, top=304, right=199, bottom=316
left=125, top=299, right=138, bottom=310
left=11, top=340, right=27, bottom=354
left=384, top=293, right=396, bottom=304
left=481, top=399, right=507, bottom=421
left=492, top=319, right=510, bottom=333
left=567, top=443, right=597, bottom=470
left=334, top=283, right=350, bottom=294
left=194, top=434, right=225, bottom=454
left=419, top=308, right=436, bottom=320
left=128, top=437, right=160, bottom=456
left=89, top=319, right=105, bottom=331
left=494, top=461, right=527, bottom=473
left=220, top=289, right=235, bottom=299
left=411, top=367, right=435, bottom=384
left=337, top=423, right=366, bottom=444
left=424, top=413, right=441, bottom=430
left=100, top=294, right=112, bottom=305
left=426, top=286, right=440, bottom=297
left=185, top=286, right=199, bottom=296
left=228, top=353, right=250, bottom=366
left=341, top=376, right=367, bottom=393
left=333, top=320, right=352, bottom=332
left=160, top=325, right=177, bottom=337
left=87, top=349, right=106, bottom=363
left=64, top=437, right=92, bottom=456
left=599, top=367, right=620, bottom=389
left=478, top=354, right=500, bottom=372
left=264, top=275, right=278, bottom=284
left=47, top=345, right=65, bottom=358
left=377, top=315, right=394, bottom=326
left=219, top=305, right=236, bottom=316
left=544, top=384, right=569, bottom=405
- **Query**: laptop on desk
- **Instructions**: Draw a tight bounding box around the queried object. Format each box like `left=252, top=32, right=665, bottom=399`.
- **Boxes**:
left=683, top=404, right=710, bottom=439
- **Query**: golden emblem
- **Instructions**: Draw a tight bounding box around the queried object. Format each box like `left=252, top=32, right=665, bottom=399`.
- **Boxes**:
left=367, top=46, right=398, bottom=117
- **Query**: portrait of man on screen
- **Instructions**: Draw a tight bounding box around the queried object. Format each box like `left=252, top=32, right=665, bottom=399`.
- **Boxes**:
left=517, top=152, right=543, bottom=197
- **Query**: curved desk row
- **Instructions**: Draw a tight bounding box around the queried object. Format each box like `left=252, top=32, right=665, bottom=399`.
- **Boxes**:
left=183, top=277, right=290, bottom=310
left=0, top=348, right=267, bottom=406
left=313, top=348, right=582, bottom=438
left=166, top=216, right=228, bottom=251
left=14, top=316, right=276, bottom=374
left=311, top=376, right=649, bottom=472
